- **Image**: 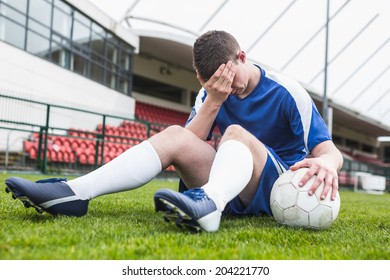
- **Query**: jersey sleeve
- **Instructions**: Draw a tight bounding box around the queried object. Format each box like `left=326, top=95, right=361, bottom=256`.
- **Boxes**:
left=185, top=88, right=206, bottom=125
left=307, top=101, right=332, bottom=151
left=284, top=81, right=331, bottom=154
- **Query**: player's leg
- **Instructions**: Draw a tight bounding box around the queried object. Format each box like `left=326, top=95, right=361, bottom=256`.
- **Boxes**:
left=68, top=125, right=215, bottom=199
left=148, top=125, right=216, bottom=189
left=4, top=125, right=216, bottom=217
left=203, top=124, right=268, bottom=210
left=154, top=124, right=269, bottom=232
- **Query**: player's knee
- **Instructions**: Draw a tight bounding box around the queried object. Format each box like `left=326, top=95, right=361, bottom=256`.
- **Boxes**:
left=221, top=125, right=266, bottom=153
left=223, top=124, right=247, bottom=140
left=162, top=125, right=198, bottom=144
left=163, top=125, right=186, bottom=137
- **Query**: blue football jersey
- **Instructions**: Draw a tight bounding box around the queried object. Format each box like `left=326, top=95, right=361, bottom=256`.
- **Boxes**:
left=186, top=65, right=331, bottom=166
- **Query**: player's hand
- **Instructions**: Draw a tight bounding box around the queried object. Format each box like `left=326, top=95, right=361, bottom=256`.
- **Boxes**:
left=196, top=61, right=236, bottom=106
left=290, top=157, right=339, bottom=201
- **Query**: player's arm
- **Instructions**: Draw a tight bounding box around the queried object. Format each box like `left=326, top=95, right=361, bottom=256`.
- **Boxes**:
left=290, top=140, right=343, bottom=200
left=185, top=95, right=220, bottom=141
left=186, top=61, right=236, bottom=140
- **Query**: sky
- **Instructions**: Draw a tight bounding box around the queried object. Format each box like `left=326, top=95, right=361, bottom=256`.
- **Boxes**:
left=88, top=0, right=390, bottom=129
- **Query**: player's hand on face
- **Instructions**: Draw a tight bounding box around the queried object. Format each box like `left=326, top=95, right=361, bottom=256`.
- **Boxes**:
left=290, top=158, right=339, bottom=201
left=196, top=61, right=236, bottom=106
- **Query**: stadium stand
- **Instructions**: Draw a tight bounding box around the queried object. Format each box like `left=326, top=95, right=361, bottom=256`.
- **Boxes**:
left=20, top=102, right=195, bottom=172
left=23, top=123, right=142, bottom=165
left=135, top=101, right=188, bottom=127
left=18, top=101, right=223, bottom=174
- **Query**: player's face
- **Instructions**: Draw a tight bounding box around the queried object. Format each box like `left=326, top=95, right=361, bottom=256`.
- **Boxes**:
left=230, top=61, right=249, bottom=97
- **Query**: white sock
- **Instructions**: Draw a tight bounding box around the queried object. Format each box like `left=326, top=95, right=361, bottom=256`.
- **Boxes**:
left=202, top=140, right=253, bottom=212
left=67, top=141, right=162, bottom=200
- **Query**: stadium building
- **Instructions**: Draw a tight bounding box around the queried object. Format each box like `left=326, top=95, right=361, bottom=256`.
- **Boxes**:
left=0, top=0, right=389, bottom=191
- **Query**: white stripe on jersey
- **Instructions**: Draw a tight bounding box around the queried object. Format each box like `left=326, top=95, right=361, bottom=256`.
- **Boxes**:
left=265, top=70, right=312, bottom=154
left=194, top=88, right=206, bottom=113
left=186, top=88, right=206, bottom=124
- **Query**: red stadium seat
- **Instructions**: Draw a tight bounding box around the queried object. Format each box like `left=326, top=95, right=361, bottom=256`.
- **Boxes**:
left=29, top=147, right=37, bottom=159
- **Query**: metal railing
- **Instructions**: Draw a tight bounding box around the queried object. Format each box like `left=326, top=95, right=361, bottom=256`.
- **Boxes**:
left=0, top=93, right=150, bottom=174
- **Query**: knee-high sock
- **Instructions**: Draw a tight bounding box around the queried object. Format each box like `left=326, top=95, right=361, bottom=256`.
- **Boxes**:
left=202, top=140, right=253, bottom=212
left=67, top=141, right=162, bottom=200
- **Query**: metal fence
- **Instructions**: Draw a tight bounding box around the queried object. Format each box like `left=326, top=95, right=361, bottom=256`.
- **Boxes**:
left=341, top=158, right=390, bottom=192
left=0, top=93, right=151, bottom=175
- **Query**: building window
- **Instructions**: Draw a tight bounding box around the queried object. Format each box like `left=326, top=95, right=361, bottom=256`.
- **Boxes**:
left=0, top=16, right=25, bottom=48
left=384, top=146, right=390, bottom=163
left=26, top=30, right=50, bottom=56
left=0, top=0, right=135, bottom=96
left=332, top=134, right=343, bottom=146
left=190, top=91, right=198, bottom=106
left=345, top=139, right=359, bottom=150
left=29, top=0, right=51, bottom=26
left=0, top=3, right=26, bottom=49
left=133, top=74, right=184, bottom=103
left=3, top=0, right=27, bottom=14
left=52, top=5, right=72, bottom=38
left=362, top=144, right=374, bottom=154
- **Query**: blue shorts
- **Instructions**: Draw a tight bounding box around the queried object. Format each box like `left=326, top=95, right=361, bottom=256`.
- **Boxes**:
left=177, top=147, right=288, bottom=217
left=223, top=147, right=288, bottom=217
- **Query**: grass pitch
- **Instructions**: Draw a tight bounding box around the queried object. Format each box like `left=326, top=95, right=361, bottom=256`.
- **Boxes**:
left=0, top=172, right=389, bottom=260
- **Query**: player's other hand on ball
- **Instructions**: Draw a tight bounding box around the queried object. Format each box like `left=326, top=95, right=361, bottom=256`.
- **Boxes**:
left=289, top=158, right=339, bottom=201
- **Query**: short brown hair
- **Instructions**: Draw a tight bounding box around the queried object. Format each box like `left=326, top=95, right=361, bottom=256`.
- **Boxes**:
left=193, top=30, right=240, bottom=81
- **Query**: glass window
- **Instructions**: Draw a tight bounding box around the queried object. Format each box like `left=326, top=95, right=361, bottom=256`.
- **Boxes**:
left=90, top=27, right=105, bottom=64
left=106, top=33, right=118, bottom=45
left=384, top=147, right=390, bottom=162
left=118, top=75, right=129, bottom=94
left=104, top=70, right=115, bottom=88
left=118, top=49, right=130, bottom=70
left=190, top=91, right=198, bottom=106
left=105, top=60, right=116, bottom=74
left=3, top=0, right=27, bottom=13
left=73, top=17, right=90, bottom=44
left=91, top=51, right=104, bottom=66
left=74, top=11, right=89, bottom=26
left=362, top=144, right=374, bottom=153
left=91, top=22, right=105, bottom=39
left=73, top=53, right=88, bottom=76
left=0, top=0, right=134, bottom=95
left=51, top=40, right=70, bottom=68
left=90, top=61, right=103, bottom=83
left=0, top=4, right=26, bottom=25
left=27, top=30, right=50, bottom=56
left=53, top=6, right=71, bottom=38
left=72, top=42, right=90, bottom=57
left=0, top=17, right=25, bottom=48
left=106, top=41, right=116, bottom=58
left=29, top=0, right=51, bottom=26
left=91, top=38, right=104, bottom=54
left=52, top=32, right=70, bottom=48
left=28, top=19, right=50, bottom=38
left=133, top=75, right=184, bottom=103
left=346, top=139, right=359, bottom=149
left=53, top=0, right=70, bottom=13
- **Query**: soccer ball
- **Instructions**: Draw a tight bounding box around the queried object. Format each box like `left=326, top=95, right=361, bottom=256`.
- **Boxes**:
left=270, top=168, right=340, bottom=229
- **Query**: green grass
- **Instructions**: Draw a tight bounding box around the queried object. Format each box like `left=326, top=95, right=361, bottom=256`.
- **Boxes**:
left=0, top=172, right=389, bottom=260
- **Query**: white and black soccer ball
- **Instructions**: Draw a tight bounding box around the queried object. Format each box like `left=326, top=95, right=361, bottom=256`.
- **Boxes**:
left=270, top=168, right=340, bottom=229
